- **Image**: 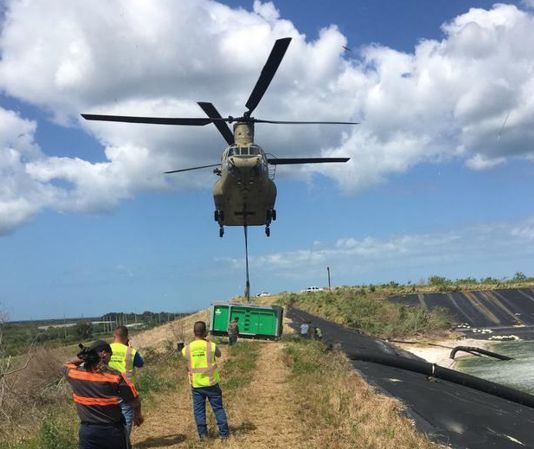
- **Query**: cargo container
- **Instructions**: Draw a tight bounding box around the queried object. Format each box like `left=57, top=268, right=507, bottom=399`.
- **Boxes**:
left=209, top=303, right=283, bottom=339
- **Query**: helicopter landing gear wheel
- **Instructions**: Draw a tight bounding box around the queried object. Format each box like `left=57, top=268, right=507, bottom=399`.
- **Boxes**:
left=214, top=210, right=224, bottom=222
left=219, top=226, right=224, bottom=238
left=266, top=209, right=276, bottom=222
left=265, top=226, right=270, bottom=237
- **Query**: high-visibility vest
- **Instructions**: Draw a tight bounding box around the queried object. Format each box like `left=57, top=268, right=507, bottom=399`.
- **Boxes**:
left=109, top=342, right=137, bottom=384
left=182, top=339, right=220, bottom=388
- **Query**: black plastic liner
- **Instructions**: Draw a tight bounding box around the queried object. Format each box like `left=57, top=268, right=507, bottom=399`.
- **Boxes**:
left=347, top=350, right=534, bottom=408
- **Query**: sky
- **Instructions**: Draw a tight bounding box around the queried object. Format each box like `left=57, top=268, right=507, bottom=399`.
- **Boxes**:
left=1, top=0, right=534, bottom=320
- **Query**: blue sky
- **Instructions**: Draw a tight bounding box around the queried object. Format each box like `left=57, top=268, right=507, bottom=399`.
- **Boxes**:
left=1, top=0, right=534, bottom=320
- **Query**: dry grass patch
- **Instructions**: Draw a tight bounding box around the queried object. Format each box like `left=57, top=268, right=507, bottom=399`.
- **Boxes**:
left=131, top=309, right=209, bottom=352
left=284, top=339, right=448, bottom=449
left=0, top=347, right=77, bottom=449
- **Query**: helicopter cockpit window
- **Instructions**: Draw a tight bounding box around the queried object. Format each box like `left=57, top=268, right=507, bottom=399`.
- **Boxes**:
left=227, top=146, right=261, bottom=156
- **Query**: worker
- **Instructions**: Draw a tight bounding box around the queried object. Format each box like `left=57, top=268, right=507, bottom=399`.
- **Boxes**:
left=109, top=325, right=144, bottom=442
left=182, top=321, right=229, bottom=440
left=63, top=340, right=143, bottom=449
left=227, top=317, right=240, bottom=346
left=109, top=326, right=144, bottom=436
left=314, top=326, right=323, bottom=340
left=300, top=321, right=310, bottom=338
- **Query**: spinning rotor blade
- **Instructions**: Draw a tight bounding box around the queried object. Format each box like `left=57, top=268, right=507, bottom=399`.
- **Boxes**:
left=82, top=113, right=212, bottom=126
left=197, top=102, right=234, bottom=145
left=267, top=157, right=350, bottom=165
left=254, top=119, right=359, bottom=125
left=245, top=37, right=292, bottom=115
left=164, top=163, right=220, bottom=174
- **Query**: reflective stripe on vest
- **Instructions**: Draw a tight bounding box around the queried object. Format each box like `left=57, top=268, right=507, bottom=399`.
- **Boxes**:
left=109, top=343, right=137, bottom=384
left=185, top=340, right=219, bottom=388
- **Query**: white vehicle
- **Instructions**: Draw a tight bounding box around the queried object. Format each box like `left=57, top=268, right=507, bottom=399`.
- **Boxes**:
left=256, top=291, right=271, bottom=297
left=302, top=286, right=324, bottom=293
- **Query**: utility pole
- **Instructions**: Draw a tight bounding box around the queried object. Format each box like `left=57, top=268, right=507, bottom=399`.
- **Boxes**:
left=327, top=266, right=332, bottom=290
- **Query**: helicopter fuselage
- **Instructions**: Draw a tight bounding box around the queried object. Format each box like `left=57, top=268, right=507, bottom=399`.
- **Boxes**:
left=213, top=141, right=276, bottom=228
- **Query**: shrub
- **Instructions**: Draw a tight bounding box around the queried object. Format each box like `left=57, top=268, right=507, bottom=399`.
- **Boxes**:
left=38, top=413, right=76, bottom=449
left=74, top=322, right=92, bottom=340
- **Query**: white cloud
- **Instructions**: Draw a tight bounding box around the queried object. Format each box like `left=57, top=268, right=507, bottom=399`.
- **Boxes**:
left=0, top=108, right=56, bottom=234
left=510, top=218, right=534, bottom=240
left=465, top=153, right=505, bottom=170
left=1, top=2, right=534, bottom=230
left=222, top=218, right=534, bottom=285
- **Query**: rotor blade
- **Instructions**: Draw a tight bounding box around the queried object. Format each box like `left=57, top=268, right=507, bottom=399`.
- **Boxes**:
left=82, top=113, right=212, bottom=126
left=254, top=119, right=359, bottom=125
left=267, top=157, right=350, bottom=165
left=245, top=37, right=292, bottom=115
left=164, top=163, right=220, bottom=174
left=197, top=102, right=234, bottom=145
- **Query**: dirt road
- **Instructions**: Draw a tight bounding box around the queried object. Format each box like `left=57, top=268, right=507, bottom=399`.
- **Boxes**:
left=132, top=341, right=303, bottom=449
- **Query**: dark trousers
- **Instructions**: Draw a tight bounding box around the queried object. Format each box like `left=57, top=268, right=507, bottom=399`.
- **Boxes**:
left=228, top=334, right=238, bottom=346
left=79, top=423, right=128, bottom=449
left=192, top=384, right=229, bottom=438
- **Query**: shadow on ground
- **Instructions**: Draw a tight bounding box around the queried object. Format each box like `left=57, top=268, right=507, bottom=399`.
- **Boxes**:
left=136, top=433, right=187, bottom=448
left=230, top=420, right=257, bottom=436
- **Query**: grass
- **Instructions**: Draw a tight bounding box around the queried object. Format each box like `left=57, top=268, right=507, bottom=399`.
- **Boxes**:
left=278, top=287, right=452, bottom=338
left=282, top=338, right=446, bottom=449
left=0, top=409, right=78, bottom=449
left=219, top=341, right=260, bottom=392
left=136, top=347, right=184, bottom=400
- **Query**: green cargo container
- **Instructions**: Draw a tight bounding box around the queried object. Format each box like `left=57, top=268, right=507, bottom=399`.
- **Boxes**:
left=209, top=303, right=283, bottom=339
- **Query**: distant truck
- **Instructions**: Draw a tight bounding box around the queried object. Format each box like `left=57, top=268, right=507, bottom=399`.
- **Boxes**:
left=301, top=286, right=324, bottom=293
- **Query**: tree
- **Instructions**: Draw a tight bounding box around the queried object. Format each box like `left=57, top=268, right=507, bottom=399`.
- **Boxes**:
left=513, top=272, right=527, bottom=282
left=74, top=321, right=93, bottom=340
left=428, top=275, right=450, bottom=287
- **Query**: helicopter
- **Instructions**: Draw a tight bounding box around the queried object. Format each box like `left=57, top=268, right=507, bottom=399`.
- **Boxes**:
left=82, top=37, right=357, bottom=238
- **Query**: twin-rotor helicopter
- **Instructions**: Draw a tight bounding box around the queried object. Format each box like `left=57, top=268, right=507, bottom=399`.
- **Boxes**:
left=82, top=37, right=357, bottom=237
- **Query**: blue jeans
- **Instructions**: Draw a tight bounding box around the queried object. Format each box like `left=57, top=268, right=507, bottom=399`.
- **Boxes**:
left=192, top=384, right=229, bottom=438
left=119, top=399, right=134, bottom=437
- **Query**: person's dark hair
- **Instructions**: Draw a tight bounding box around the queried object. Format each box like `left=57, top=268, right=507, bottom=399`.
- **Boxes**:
left=235, top=317, right=239, bottom=322
left=77, top=340, right=111, bottom=371
left=194, top=321, right=207, bottom=337
left=115, top=325, right=129, bottom=339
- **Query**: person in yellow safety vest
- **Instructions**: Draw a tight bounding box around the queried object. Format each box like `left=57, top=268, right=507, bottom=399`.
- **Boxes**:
left=182, top=321, right=229, bottom=440
left=109, top=325, right=145, bottom=442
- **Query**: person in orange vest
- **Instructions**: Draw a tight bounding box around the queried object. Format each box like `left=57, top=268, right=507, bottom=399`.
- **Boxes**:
left=182, top=321, right=229, bottom=440
left=109, top=325, right=144, bottom=442
left=63, top=340, right=143, bottom=449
